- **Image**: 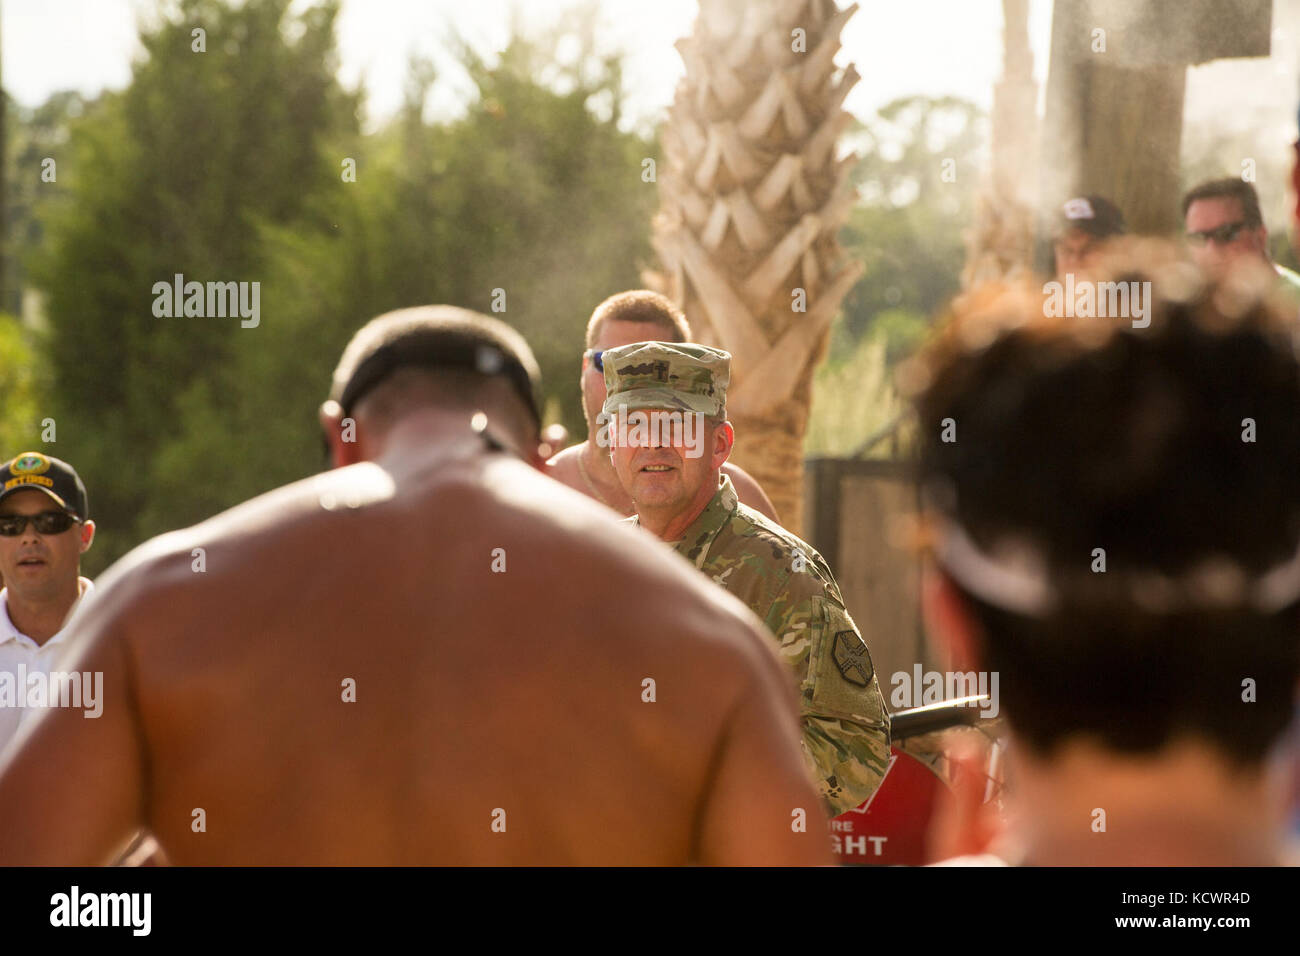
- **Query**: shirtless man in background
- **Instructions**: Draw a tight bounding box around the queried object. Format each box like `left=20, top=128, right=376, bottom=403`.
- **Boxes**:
left=547, top=290, right=779, bottom=521
left=0, top=305, right=829, bottom=866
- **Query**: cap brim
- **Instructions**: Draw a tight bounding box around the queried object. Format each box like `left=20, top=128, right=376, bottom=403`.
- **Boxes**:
left=602, top=388, right=722, bottom=418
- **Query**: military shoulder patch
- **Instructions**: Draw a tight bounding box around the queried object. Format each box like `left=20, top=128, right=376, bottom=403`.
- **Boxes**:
left=832, top=630, right=873, bottom=686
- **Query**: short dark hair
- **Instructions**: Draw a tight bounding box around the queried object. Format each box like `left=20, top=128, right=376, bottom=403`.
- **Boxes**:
left=909, top=243, right=1300, bottom=765
left=330, top=305, right=541, bottom=427
left=1181, top=177, right=1264, bottom=229
left=585, top=291, right=691, bottom=347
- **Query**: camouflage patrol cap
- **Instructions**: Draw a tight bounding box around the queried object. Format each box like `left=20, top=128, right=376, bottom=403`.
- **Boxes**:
left=600, top=341, right=730, bottom=418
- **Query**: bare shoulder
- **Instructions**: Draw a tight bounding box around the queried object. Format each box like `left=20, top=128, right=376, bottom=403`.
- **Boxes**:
left=545, top=442, right=583, bottom=470
left=63, top=466, right=379, bottom=642
left=722, top=461, right=779, bottom=523
left=543, top=442, right=584, bottom=489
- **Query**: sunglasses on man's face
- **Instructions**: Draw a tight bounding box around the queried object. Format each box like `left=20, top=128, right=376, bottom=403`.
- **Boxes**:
left=584, top=349, right=605, bottom=373
left=0, top=511, right=79, bottom=536
left=1186, top=221, right=1249, bottom=246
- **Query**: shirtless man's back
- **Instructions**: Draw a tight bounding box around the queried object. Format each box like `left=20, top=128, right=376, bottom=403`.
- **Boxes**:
left=0, top=308, right=828, bottom=866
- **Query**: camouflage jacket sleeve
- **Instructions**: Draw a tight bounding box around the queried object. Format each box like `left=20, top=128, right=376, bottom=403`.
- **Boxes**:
left=764, top=586, right=891, bottom=815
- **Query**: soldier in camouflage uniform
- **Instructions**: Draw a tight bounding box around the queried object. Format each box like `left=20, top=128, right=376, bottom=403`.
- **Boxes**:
left=602, top=341, right=891, bottom=814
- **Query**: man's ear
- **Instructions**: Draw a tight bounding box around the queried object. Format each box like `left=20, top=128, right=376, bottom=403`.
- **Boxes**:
left=1251, top=225, right=1269, bottom=256
left=922, top=563, right=984, bottom=672
left=525, top=436, right=548, bottom=472
left=79, top=519, right=96, bottom=554
left=713, top=420, right=735, bottom=469
left=319, top=400, right=365, bottom=468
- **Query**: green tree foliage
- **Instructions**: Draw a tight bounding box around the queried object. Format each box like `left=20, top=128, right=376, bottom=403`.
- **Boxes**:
left=0, top=314, right=42, bottom=454
left=3, top=91, right=89, bottom=315
left=29, top=0, right=361, bottom=568
left=837, top=95, right=984, bottom=347
left=808, top=95, right=984, bottom=457
left=155, top=29, right=657, bottom=539
left=24, top=0, right=654, bottom=571
left=804, top=329, right=904, bottom=458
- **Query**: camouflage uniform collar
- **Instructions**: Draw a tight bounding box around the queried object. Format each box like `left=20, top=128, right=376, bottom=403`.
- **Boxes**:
left=671, top=474, right=738, bottom=568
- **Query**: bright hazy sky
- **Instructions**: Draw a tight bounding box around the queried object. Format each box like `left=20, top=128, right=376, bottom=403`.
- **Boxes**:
left=2, top=0, right=1055, bottom=128
left=3, top=0, right=1298, bottom=143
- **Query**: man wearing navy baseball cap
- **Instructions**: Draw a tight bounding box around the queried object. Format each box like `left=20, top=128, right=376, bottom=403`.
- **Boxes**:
left=0, top=451, right=96, bottom=751
left=1052, top=194, right=1127, bottom=279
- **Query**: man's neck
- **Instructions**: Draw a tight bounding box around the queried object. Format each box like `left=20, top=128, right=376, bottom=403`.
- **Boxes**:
left=638, top=472, right=722, bottom=543
left=5, top=578, right=85, bottom=647
left=1006, top=736, right=1286, bottom=866
left=378, top=408, right=518, bottom=466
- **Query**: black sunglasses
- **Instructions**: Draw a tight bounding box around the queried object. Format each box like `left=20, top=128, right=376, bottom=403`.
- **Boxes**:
left=584, top=349, right=605, bottom=373
left=1187, top=221, right=1248, bottom=246
left=0, top=511, right=79, bottom=536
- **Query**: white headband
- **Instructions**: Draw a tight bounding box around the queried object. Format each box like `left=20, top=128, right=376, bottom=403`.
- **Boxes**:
left=930, top=514, right=1300, bottom=617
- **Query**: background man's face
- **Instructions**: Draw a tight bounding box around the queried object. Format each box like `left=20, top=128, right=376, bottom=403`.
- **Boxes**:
left=0, top=489, right=93, bottom=602
left=609, top=410, right=725, bottom=514
left=1185, top=197, right=1268, bottom=279
left=581, top=320, right=673, bottom=432
left=1053, top=228, right=1105, bottom=277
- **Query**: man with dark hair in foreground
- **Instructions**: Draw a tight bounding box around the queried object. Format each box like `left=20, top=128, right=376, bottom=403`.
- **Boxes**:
left=910, top=245, right=1300, bottom=865
left=0, top=305, right=830, bottom=865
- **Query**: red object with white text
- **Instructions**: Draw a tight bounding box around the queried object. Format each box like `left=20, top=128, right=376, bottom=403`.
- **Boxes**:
left=829, top=746, right=944, bottom=865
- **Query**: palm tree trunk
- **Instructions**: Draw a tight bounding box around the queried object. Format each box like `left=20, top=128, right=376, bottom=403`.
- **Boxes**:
left=964, top=0, right=1039, bottom=286
left=647, top=0, right=863, bottom=532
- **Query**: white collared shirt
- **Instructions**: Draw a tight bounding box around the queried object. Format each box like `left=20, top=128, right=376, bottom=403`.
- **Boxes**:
left=0, top=577, right=95, bottom=752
